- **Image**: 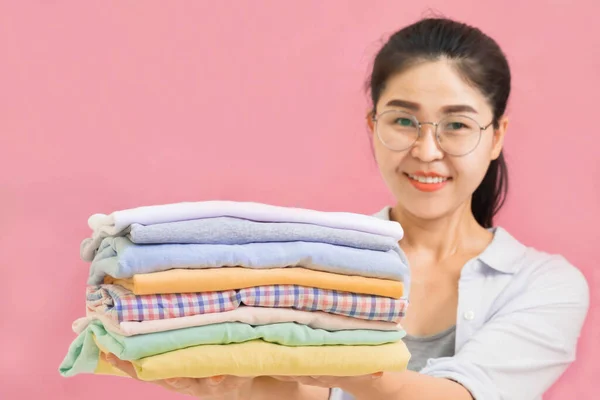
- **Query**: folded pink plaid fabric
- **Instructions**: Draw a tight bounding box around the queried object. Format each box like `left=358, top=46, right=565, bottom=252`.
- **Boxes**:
left=240, top=286, right=407, bottom=322
left=86, top=284, right=407, bottom=323
left=86, top=285, right=239, bottom=323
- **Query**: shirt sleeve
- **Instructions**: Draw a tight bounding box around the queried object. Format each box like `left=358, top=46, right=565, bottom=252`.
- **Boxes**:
left=419, top=255, right=590, bottom=400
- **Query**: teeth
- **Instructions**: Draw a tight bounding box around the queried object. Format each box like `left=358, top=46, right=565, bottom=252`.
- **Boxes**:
left=408, top=174, right=449, bottom=184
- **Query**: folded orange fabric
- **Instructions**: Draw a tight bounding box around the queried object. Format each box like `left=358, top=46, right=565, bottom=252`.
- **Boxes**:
left=104, top=267, right=404, bottom=298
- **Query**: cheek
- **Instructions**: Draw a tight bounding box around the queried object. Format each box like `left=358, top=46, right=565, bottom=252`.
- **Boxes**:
left=454, top=152, right=492, bottom=190
left=373, top=142, right=405, bottom=176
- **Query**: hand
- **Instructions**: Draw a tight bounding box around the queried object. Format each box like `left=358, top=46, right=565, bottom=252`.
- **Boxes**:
left=103, top=353, right=254, bottom=399
left=272, top=372, right=384, bottom=394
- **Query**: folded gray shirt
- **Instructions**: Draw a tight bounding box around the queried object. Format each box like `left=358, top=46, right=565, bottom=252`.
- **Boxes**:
left=127, top=216, right=402, bottom=255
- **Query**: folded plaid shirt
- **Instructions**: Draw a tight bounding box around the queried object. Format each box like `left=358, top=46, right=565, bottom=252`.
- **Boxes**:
left=86, top=284, right=407, bottom=323
left=239, top=285, right=406, bottom=323
left=86, top=285, right=239, bottom=323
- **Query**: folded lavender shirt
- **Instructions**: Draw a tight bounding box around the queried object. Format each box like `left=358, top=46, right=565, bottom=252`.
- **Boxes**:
left=88, top=237, right=409, bottom=285
left=80, top=201, right=404, bottom=261
left=127, top=216, right=401, bottom=254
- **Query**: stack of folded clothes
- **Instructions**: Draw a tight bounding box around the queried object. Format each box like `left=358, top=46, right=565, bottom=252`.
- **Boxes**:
left=59, top=200, right=411, bottom=380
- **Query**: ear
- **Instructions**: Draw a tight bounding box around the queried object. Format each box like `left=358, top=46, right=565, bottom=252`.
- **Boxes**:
left=491, top=115, right=508, bottom=160
left=366, top=110, right=375, bottom=133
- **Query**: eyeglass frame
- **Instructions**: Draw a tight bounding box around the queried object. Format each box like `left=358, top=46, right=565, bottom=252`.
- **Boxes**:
left=371, top=109, right=496, bottom=157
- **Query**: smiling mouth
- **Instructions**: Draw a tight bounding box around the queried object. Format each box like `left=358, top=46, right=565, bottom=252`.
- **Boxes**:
left=405, top=173, right=451, bottom=184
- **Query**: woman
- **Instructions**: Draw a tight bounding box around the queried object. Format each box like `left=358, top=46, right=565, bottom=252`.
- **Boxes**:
left=107, top=17, right=589, bottom=400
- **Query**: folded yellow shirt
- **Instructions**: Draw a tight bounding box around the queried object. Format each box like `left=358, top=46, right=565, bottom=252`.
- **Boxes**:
left=105, top=267, right=404, bottom=298
left=95, top=339, right=410, bottom=380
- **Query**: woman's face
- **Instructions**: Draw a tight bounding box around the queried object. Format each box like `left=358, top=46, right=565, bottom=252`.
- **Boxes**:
left=370, top=60, right=507, bottom=221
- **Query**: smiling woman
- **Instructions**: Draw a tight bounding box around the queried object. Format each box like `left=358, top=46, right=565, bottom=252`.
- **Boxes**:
left=327, top=17, right=588, bottom=400
left=105, top=17, right=589, bottom=400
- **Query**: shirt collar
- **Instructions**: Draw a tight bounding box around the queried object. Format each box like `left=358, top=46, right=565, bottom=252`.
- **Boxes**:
left=373, top=206, right=528, bottom=274
left=477, top=227, right=527, bottom=274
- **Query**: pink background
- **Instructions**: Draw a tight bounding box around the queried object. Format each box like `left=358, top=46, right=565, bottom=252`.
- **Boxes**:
left=1, top=1, right=598, bottom=399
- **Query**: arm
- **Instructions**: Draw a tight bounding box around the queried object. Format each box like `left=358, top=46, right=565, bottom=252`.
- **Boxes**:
left=340, top=255, right=589, bottom=400
left=345, top=371, right=472, bottom=400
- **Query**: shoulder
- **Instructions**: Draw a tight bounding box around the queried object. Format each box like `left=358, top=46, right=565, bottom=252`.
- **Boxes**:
left=482, top=227, right=589, bottom=317
left=502, top=227, right=587, bottom=290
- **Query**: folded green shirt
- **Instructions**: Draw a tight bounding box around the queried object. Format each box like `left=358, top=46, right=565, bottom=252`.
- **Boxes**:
left=59, top=319, right=405, bottom=377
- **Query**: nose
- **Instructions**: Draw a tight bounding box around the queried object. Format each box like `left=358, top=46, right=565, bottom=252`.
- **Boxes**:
left=410, top=123, right=444, bottom=162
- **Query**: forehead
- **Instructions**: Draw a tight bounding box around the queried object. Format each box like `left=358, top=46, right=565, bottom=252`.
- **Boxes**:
left=377, top=60, right=490, bottom=114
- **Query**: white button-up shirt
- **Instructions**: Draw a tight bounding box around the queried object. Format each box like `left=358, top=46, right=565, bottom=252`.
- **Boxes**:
left=331, top=207, right=589, bottom=400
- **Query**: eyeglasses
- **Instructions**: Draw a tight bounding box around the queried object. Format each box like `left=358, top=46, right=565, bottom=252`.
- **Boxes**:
left=372, top=110, right=495, bottom=157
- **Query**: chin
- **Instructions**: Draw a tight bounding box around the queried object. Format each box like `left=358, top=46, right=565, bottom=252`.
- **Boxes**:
left=395, top=194, right=455, bottom=221
left=406, top=206, right=451, bottom=221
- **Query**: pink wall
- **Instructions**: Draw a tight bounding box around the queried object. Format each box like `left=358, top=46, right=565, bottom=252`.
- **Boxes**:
left=1, top=1, right=597, bottom=399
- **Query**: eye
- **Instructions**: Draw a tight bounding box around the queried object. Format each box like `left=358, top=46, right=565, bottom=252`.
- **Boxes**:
left=394, top=118, right=415, bottom=127
left=446, top=122, right=468, bottom=130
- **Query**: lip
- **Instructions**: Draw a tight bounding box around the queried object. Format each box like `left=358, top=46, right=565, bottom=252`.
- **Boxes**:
left=405, top=171, right=452, bottom=192
left=408, top=171, right=451, bottom=178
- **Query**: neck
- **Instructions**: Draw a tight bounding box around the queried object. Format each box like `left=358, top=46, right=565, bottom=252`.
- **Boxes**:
left=391, top=201, right=490, bottom=262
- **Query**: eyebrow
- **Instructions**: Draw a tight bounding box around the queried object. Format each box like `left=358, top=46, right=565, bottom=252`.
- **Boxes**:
left=384, top=99, right=479, bottom=114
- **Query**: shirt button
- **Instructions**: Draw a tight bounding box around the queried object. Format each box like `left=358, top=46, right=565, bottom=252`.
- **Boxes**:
left=464, top=310, right=475, bottom=320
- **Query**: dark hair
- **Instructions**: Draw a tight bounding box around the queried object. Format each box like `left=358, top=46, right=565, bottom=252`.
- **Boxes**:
left=368, top=17, right=510, bottom=228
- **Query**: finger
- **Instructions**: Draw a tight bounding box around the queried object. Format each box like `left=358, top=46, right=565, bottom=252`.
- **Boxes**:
left=164, top=375, right=252, bottom=397
left=309, top=372, right=385, bottom=392
left=164, top=376, right=231, bottom=394
left=317, top=372, right=383, bottom=382
left=302, top=376, right=331, bottom=388
left=164, top=377, right=201, bottom=389
left=205, top=375, right=254, bottom=393
left=286, top=372, right=384, bottom=387
left=207, top=375, right=226, bottom=385
left=272, top=376, right=332, bottom=388
left=162, top=377, right=206, bottom=396
left=270, top=375, right=296, bottom=382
